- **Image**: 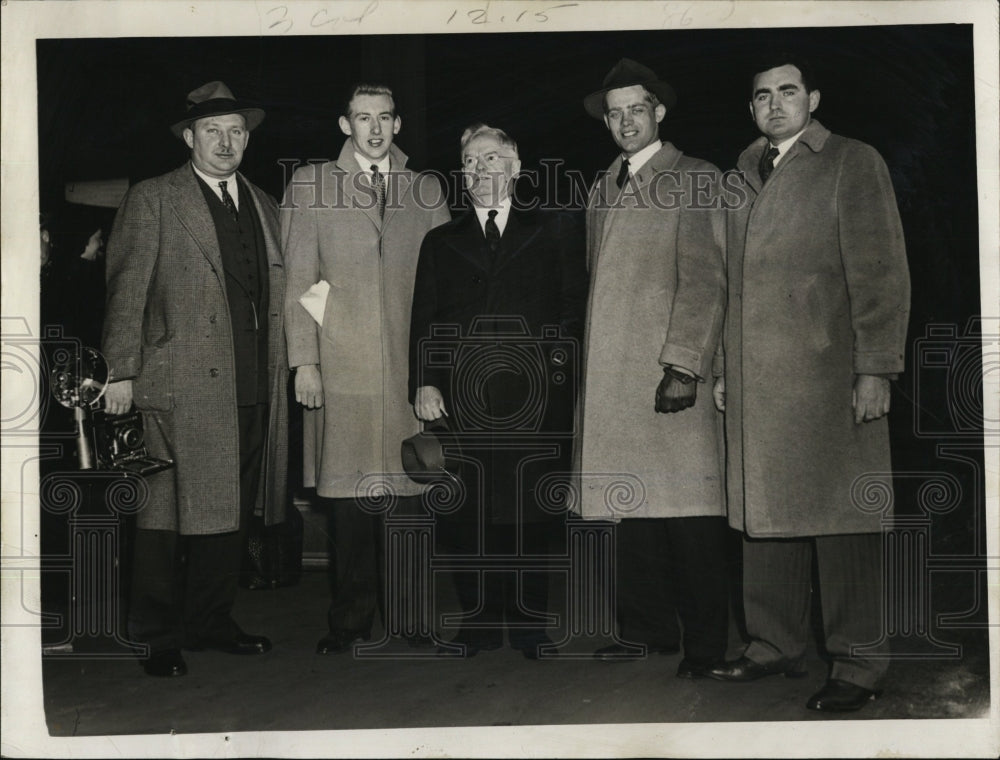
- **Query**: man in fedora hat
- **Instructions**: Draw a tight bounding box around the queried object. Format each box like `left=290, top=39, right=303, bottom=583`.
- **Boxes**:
left=574, top=59, right=730, bottom=677
left=102, top=81, right=288, bottom=677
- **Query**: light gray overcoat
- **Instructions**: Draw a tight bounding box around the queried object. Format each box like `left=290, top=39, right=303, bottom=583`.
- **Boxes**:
left=723, top=120, right=910, bottom=537
left=102, top=163, right=289, bottom=534
left=575, top=142, right=727, bottom=520
left=282, top=140, right=450, bottom=498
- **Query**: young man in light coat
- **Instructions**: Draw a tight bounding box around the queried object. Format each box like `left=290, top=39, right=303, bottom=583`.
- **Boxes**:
left=575, top=59, right=730, bottom=678
left=707, top=56, right=910, bottom=713
left=282, top=84, right=450, bottom=654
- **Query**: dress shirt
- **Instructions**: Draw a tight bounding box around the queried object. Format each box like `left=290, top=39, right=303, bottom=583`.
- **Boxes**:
left=769, top=124, right=809, bottom=168
left=624, top=140, right=662, bottom=176
left=474, top=197, right=512, bottom=237
left=355, top=152, right=391, bottom=181
left=192, top=163, right=239, bottom=210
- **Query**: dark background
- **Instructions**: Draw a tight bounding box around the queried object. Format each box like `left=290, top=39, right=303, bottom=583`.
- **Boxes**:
left=36, top=24, right=987, bottom=626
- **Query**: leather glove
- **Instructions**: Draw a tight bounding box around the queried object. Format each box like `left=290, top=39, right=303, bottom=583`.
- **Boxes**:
left=655, top=366, right=697, bottom=414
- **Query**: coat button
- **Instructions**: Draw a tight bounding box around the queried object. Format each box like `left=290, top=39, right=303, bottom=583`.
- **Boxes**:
left=473, top=276, right=482, bottom=284
left=209, top=314, right=217, bottom=323
left=210, top=368, right=219, bottom=378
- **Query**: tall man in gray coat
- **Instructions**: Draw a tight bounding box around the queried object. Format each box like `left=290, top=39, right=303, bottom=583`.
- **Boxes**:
left=103, top=82, right=288, bottom=677
left=576, top=59, right=730, bottom=678
left=707, top=57, right=910, bottom=713
left=282, top=84, right=449, bottom=654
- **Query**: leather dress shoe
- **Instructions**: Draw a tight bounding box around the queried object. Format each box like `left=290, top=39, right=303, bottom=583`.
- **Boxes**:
left=187, top=632, right=272, bottom=655
left=142, top=648, right=187, bottom=677
left=806, top=679, right=880, bottom=712
left=705, top=655, right=807, bottom=682
left=594, top=642, right=679, bottom=661
left=675, top=658, right=724, bottom=679
left=316, top=629, right=370, bottom=655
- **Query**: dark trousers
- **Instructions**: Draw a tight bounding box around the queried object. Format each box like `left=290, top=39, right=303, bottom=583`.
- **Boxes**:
left=742, top=532, right=889, bottom=690
left=614, top=516, right=730, bottom=664
left=438, top=516, right=555, bottom=649
left=128, top=404, right=267, bottom=652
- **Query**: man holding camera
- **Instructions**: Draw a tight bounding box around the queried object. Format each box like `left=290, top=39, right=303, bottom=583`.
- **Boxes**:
left=707, top=57, right=910, bottom=712
left=102, top=81, right=288, bottom=677
left=575, top=59, right=730, bottom=677
left=408, top=123, right=588, bottom=658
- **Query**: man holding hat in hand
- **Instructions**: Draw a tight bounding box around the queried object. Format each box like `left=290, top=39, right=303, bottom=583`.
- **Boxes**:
left=574, top=59, right=730, bottom=677
left=102, top=81, right=288, bottom=677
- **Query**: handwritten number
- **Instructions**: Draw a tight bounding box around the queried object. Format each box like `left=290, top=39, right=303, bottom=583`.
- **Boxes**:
left=266, top=5, right=292, bottom=34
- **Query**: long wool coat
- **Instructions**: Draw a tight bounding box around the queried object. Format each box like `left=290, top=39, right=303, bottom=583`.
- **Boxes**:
left=282, top=141, right=450, bottom=499
left=102, top=163, right=289, bottom=535
left=575, top=142, right=727, bottom=520
left=723, top=120, right=910, bottom=538
left=408, top=208, right=588, bottom=524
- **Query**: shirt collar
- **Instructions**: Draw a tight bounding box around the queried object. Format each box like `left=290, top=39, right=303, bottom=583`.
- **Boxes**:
left=624, top=139, right=662, bottom=175
left=770, top=124, right=810, bottom=164
left=474, top=197, right=512, bottom=235
left=191, top=163, right=239, bottom=204
left=356, top=152, right=391, bottom=176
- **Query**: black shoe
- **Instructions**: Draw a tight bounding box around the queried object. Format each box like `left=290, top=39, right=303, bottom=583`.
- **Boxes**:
left=316, top=629, right=371, bottom=655
left=705, top=655, right=807, bottom=682
left=438, top=632, right=502, bottom=657
left=675, top=658, right=724, bottom=679
left=187, top=632, right=272, bottom=655
left=806, top=679, right=880, bottom=712
left=141, top=648, right=187, bottom=677
left=594, top=642, right=678, bottom=661
left=512, top=634, right=554, bottom=661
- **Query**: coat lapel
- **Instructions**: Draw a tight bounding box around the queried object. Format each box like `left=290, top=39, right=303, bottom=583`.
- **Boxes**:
left=242, top=176, right=282, bottom=268
left=167, top=164, right=224, bottom=272
left=598, top=142, right=681, bottom=252
left=444, top=211, right=490, bottom=271
left=494, top=208, right=542, bottom=272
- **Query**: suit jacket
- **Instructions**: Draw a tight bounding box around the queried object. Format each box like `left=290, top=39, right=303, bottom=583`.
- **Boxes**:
left=722, top=120, right=910, bottom=537
left=281, top=140, right=450, bottom=498
left=102, top=163, right=289, bottom=534
left=408, top=206, right=588, bottom=523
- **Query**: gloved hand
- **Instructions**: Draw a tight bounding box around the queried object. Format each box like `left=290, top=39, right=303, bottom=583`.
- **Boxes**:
left=655, top=366, right=697, bottom=414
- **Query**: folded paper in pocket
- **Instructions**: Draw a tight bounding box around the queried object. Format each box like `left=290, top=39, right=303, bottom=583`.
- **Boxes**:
left=298, top=280, right=330, bottom=326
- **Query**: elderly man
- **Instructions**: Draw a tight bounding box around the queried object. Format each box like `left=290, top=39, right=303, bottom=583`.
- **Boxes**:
left=102, top=81, right=288, bottom=677
left=408, top=123, right=587, bottom=658
left=707, top=56, right=910, bottom=713
left=282, top=84, right=449, bottom=654
left=575, top=59, right=730, bottom=678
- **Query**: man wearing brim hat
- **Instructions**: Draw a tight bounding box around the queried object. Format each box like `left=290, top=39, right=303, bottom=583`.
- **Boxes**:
left=102, top=81, right=289, bottom=677
left=573, top=59, right=730, bottom=677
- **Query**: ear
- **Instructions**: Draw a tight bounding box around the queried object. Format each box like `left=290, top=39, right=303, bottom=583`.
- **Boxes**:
left=392, top=115, right=401, bottom=135
left=808, top=89, right=821, bottom=113
left=339, top=115, right=352, bottom=137
left=603, top=114, right=612, bottom=132
left=182, top=127, right=195, bottom=150
left=748, top=101, right=755, bottom=120
left=511, top=158, right=522, bottom=178
left=654, top=103, right=666, bottom=124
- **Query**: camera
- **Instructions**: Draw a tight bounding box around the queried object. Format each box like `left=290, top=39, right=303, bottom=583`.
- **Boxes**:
left=416, top=316, right=579, bottom=438
left=91, top=409, right=174, bottom=475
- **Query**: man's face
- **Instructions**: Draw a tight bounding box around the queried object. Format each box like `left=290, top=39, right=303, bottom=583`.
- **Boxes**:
left=339, top=94, right=401, bottom=164
left=603, top=85, right=666, bottom=157
left=183, top=114, right=249, bottom=178
left=750, top=64, right=820, bottom=143
left=461, top=133, right=521, bottom=207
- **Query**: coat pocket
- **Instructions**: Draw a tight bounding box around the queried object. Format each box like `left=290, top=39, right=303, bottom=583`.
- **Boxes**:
left=133, top=342, right=174, bottom=412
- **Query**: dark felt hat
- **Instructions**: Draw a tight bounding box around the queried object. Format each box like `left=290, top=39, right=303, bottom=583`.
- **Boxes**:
left=583, top=58, right=677, bottom=119
left=170, top=81, right=265, bottom=138
left=400, top=421, right=463, bottom=486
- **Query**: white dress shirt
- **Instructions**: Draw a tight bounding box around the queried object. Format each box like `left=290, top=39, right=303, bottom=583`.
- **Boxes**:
left=625, top=139, right=663, bottom=175
left=192, top=163, right=239, bottom=210
left=474, top=197, right=512, bottom=236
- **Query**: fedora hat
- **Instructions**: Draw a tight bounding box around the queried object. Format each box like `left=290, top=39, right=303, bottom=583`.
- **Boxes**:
left=401, top=421, right=463, bottom=486
left=583, top=58, right=677, bottom=119
left=170, top=81, right=265, bottom=138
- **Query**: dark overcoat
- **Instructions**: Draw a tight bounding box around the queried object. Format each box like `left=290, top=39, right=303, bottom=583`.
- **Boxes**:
left=723, top=120, right=910, bottom=537
left=102, top=163, right=289, bottom=535
left=282, top=141, right=450, bottom=499
left=408, top=208, right=588, bottom=524
left=575, top=142, right=727, bottom=520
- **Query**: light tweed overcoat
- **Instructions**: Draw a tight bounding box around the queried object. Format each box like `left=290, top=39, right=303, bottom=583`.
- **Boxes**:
left=282, top=140, right=450, bottom=499
left=723, top=120, right=910, bottom=537
left=575, top=142, right=727, bottom=520
left=102, top=163, right=289, bottom=535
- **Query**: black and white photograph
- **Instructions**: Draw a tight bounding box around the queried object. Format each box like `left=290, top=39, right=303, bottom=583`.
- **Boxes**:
left=2, top=1, right=998, bottom=757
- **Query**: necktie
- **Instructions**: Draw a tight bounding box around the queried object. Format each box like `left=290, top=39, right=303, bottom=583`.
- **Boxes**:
left=759, top=146, right=780, bottom=183
left=615, top=158, right=631, bottom=189
left=370, top=164, right=386, bottom=218
left=219, top=180, right=238, bottom=220
left=485, top=209, right=501, bottom=263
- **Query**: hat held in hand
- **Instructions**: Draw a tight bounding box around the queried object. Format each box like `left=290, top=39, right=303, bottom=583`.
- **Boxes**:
left=401, top=421, right=463, bottom=486
left=170, top=81, right=265, bottom=138
left=583, top=58, right=677, bottom=119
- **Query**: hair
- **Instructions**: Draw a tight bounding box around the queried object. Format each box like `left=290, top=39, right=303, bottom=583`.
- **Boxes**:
left=749, top=54, right=818, bottom=95
left=459, top=123, right=519, bottom=158
left=603, top=85, right=660, bottom=114
left=343, top=84, right=396, bottom=118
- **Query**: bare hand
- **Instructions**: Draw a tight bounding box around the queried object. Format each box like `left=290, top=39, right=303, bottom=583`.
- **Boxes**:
left=295, top=364, right=324, bottom=409
left=713, top=376, right=726, bottom=412
left=104, top=379, right=134, bottom=416
left=853, top=374, right=890, bottom=424
left=655, top=369, right=697, bottom=414
left=414, top=386, right=447, bottom=421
